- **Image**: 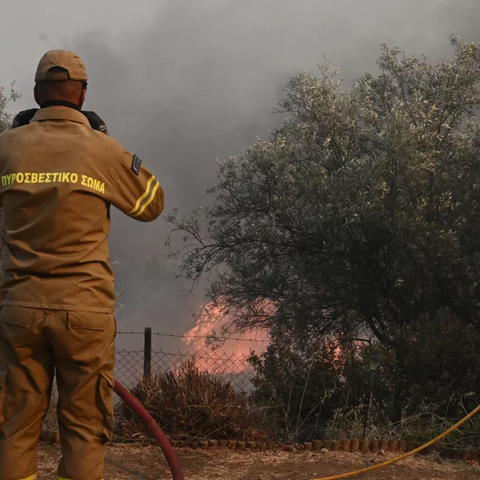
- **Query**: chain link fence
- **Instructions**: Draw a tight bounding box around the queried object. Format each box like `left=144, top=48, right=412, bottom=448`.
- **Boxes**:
left=116, top=348, right=256, bottom=392
left=115, top=328, right=257, bottom=392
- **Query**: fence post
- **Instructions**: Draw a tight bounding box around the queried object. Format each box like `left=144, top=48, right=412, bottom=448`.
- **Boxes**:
left=144, top=327, right=152, bottom=380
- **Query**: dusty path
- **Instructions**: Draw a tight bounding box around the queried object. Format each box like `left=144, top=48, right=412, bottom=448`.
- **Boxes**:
left=38, top=444, right=480, bottom=479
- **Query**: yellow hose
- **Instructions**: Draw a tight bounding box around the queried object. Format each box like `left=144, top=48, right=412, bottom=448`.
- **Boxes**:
left=311, top=403, right=480, bottom=480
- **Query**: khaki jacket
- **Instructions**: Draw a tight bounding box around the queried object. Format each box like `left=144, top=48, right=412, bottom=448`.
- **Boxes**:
left=0, top=107, right=164, bottom=312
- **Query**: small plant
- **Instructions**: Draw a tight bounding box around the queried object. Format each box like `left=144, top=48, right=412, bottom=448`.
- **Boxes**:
left=116, top=358, right=265, bottom=441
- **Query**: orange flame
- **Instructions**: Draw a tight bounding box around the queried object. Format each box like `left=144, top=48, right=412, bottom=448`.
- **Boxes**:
left=183, top=301, right=269, bottom=373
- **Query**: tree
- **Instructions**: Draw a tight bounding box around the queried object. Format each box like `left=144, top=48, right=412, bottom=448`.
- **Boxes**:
left=169, top=37, right=480, bottom=346
left=0, top=83, right=18, bottom=135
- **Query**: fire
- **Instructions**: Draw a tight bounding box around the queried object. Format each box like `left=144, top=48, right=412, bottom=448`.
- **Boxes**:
left=183, top=301, right=269, bottom=373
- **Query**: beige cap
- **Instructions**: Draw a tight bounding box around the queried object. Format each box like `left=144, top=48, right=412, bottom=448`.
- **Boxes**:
left=35, top=50, right=88, bottom=82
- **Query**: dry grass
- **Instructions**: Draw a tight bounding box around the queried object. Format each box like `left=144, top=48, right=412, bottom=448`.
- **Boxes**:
left=43, top=389, right=59, bottom=432
left=115, top=358, right=265, bottom=442
left=37, top=445, right=480, bottom=480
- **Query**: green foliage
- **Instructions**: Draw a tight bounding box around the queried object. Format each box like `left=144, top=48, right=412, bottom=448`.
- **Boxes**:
left=168, top=39, right=480, bottom=445
left=249, top=335, right=372, bottom=441
left=249, top=322, right=480, bottom=444
left=379, top=315, right=480, bottom=421
left=0, top=82, right=20, bottom=134
left=169, top=37, right=480, bottom=345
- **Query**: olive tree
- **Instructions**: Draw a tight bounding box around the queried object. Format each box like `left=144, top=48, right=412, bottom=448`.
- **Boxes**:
left=0, top=83, right=18, bottom=135
left=168, top=37, right=480, bottom=345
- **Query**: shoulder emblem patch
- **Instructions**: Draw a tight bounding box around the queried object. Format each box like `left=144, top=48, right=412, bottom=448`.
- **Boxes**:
left=131, top=154, right=142, bottom=175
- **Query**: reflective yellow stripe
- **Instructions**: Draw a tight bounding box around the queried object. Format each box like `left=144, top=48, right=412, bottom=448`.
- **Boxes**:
left=127, top=175, right=156, bottom=216
left=19, top=475, right=37, bottom=480
left=131, top=181, right=160, bottom=218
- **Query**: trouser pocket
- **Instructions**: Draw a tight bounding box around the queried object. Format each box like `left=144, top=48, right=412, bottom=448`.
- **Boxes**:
left=97, top=370, right=114, bottom=442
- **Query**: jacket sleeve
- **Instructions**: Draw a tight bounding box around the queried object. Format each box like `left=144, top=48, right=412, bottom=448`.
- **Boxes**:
left=109, top=149, right=164, bottom=222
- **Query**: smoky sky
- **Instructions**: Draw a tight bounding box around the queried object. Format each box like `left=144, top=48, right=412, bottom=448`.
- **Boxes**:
left=3, top=0, right=480, bottom=351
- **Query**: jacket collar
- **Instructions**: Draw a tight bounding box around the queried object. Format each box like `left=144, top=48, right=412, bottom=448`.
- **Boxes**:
left=31, top=107, right=91, bottom=128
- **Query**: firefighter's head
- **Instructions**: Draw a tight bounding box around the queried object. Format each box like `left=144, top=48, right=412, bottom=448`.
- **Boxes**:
left=34, top=50, right=88, bottom=110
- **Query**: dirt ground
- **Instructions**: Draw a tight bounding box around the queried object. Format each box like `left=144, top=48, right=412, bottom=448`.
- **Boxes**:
left=37, top=444, right=480, bottom=479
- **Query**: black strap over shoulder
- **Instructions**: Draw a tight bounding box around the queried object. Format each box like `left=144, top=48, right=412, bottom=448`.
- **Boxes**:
left=40, top=100, right=81, bottom=111
left=82, top=111, right=109, bottom=135
left=11, top=107, right=109, bottom=136
left=11, top=109, right=38, bottom=129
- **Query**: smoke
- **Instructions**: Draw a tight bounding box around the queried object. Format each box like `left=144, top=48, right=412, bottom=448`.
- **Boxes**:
left=55, top=0, right=480, bottom=350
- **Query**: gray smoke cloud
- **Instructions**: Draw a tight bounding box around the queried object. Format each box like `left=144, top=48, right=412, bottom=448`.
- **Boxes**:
left=42, top=0, right=480, bottom=350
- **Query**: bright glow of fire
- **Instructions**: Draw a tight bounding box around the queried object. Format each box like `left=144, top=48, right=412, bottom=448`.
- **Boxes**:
left=183, top=302, right=269, bottom=373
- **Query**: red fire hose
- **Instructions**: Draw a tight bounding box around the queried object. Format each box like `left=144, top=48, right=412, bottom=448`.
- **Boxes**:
left=114, top=380, right=185, bottom=480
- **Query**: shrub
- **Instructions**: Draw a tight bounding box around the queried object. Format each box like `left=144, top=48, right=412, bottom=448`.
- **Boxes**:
left=116, top=358, right=264, bottom=441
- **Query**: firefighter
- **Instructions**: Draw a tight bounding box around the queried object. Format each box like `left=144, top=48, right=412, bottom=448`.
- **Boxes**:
left=0, top=50, right=164, bottom=480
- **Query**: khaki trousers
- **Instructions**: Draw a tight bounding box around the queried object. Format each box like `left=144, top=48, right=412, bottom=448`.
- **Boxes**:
left=0, top=306, right=116, bottom=480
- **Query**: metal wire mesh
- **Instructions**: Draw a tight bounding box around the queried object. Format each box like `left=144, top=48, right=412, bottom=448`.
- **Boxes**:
left=115, top=349, right=256, bottom=392
left=115, top=349, right=145, bottom=388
